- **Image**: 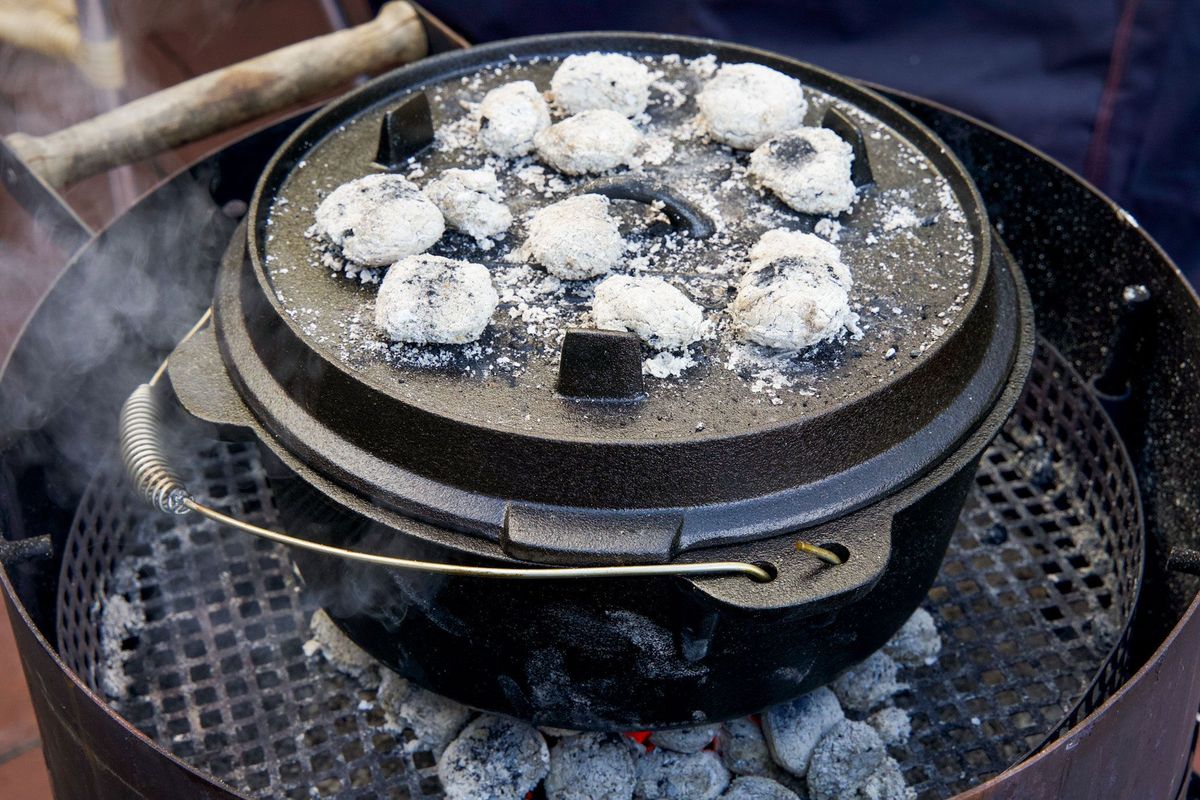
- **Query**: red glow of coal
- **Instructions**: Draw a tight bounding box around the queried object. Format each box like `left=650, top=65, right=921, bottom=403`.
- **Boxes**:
left=624, top=731, right=653, bottom=745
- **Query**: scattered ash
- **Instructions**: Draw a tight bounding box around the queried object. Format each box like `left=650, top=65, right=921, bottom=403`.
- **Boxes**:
left=262, top=50, right=979, bottom=421
left=96, top=564, right=145, bottom=698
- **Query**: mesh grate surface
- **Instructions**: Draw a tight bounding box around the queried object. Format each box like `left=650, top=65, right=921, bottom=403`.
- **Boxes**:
left=56, top=342, right=1141, bottom=799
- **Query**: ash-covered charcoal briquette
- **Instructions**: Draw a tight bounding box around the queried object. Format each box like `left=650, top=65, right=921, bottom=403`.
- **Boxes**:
left=883, top=607, right=942, bottom=667
left=856, top=757, right=917, bottom=800
left=544, top=732, right=637, bottom=800
left=830, top=651, right=905, bottom=713
left=520, top=193, right=627, bottom=279
left=423, top=167, right=513, bottom=246
left=762, top=686, right=845, bottom=778
left=805, top=720, right=888, bottom=800
left=477, top=80, right=552, bottom=158
left=534, top=109, right=642, bottom=175
left=593, top=275, right=706, bottom=350
left=303, top=608, right=381, bottom=688
left=437, top=714, right=550, bottom=800
left=749, top=228, right=852, bottom=287
left=749, top=127, right=857, bottom=216
left=550, top=52, right=654, bottom=117
left=649, top=724, right=720, bottom=754
left=635, top=749, right=732, bottom=800
left=310, top=173, right=444, bottom=267
left=375, top=670, right=472, bottom=757
left=732, top=228, right=858, bottom=351
left=731, top=255, right=859, bottom=351
left=374, top=254, right=499, bottom=344
left=866, top=706, right=912, bottom=747
left=720, top=775, right=803, bottom=800
left=717, top=718, right=777, bottom=777
left=697, top=63, right=808, bottom=150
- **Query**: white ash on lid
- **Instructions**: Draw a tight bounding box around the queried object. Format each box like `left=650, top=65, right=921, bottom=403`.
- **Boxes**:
left=750, top=127, right=857, bottom=216
left=534, top=109, right=643, bottom=175
left=720, top=775, right=803, bottom=800
left=830, top=651, right=905, bottom=713
left=520, top=193, right=626, bottom=279
left=865, top=706, right=912, bottom=747
left=423, top=167, right=513, bottom=246
left=762, top=686, right=845, bottom=778
left=718, top=717, right=777, bottom=777
left=697, top=63, right=809, bottom=150
left=635, top=748, right=731, bottom=800
left=303, top=608, right=381, bottom=688
left=478, top=80, right=552, bottom=158
left=813, top=217, right=842, bottom=243
left=375, top=669, right=472, bottom=757
left=643, top=350, right=697, bottom=379
left=310, top=173, right=444, bottom=267
left=437, top=714, right=551, bottom=800
left=883, top=607, right=942, bottom=666
left=805, top=720, right=887, bottom=800
left=593, top=274, right=706, bottom=350
left=649, top=724, right=720, bottom=754
left=544, top=732, right=637, bottom=800
left=551, top=52, right=654, bottom=117
left=374, top=254, right=499, bottom=344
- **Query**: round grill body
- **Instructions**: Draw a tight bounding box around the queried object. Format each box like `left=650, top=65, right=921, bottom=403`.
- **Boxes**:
left=3, top=27, right=1196, bottom=800
left=166, top=33, right=1035, bottom=729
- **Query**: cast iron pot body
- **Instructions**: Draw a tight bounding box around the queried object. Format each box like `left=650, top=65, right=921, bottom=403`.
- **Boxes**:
left=168, top=33, right=1035, bottom=730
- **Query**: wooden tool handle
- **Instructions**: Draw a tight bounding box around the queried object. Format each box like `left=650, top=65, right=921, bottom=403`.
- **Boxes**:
left=4, top=1, right=427, bottom=189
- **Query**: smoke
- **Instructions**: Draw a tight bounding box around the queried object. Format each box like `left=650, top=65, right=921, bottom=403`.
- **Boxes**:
left=0, top=56, right=239, bottom=542
left=0, top=1, right=320, bottom=539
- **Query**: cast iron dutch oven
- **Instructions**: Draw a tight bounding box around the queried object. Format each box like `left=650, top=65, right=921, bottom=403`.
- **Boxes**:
left=129, top=33, right=1034, bottom=730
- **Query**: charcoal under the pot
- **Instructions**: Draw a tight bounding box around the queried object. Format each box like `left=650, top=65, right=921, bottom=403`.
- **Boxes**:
left=721, top=775, right=803, bottom=800
left=544, top=733, right=637, bottom=800
left=304, top=607, right=381, bottom=688
left=376, top=670, right=471, bottom=757
left=804, top=720, right=888, bottom=800
left=634, top=748, right=730, bottom=800
left=718, top=717, right=777, bottom=777
left=882, top=607, right=942, bottom=666
left=436, top=714, right=549, bottom=800
left=867, top=706, right=913, bottom=747
left=649, top=724, right=719, bottom=753
left=830, top=651, right=905, bottom=712
left=761, top=687, right=844, bottom=778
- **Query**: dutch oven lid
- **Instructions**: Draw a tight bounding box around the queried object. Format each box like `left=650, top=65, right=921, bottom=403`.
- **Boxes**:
left=196, top=33, right=1019, bottom=564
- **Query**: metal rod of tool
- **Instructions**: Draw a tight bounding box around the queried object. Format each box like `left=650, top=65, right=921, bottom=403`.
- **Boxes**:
left=3, top=1, right=427, bottom=189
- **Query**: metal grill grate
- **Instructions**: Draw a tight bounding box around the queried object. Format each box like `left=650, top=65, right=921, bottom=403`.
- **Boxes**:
left=56, top=342, right=1142, bottom=799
